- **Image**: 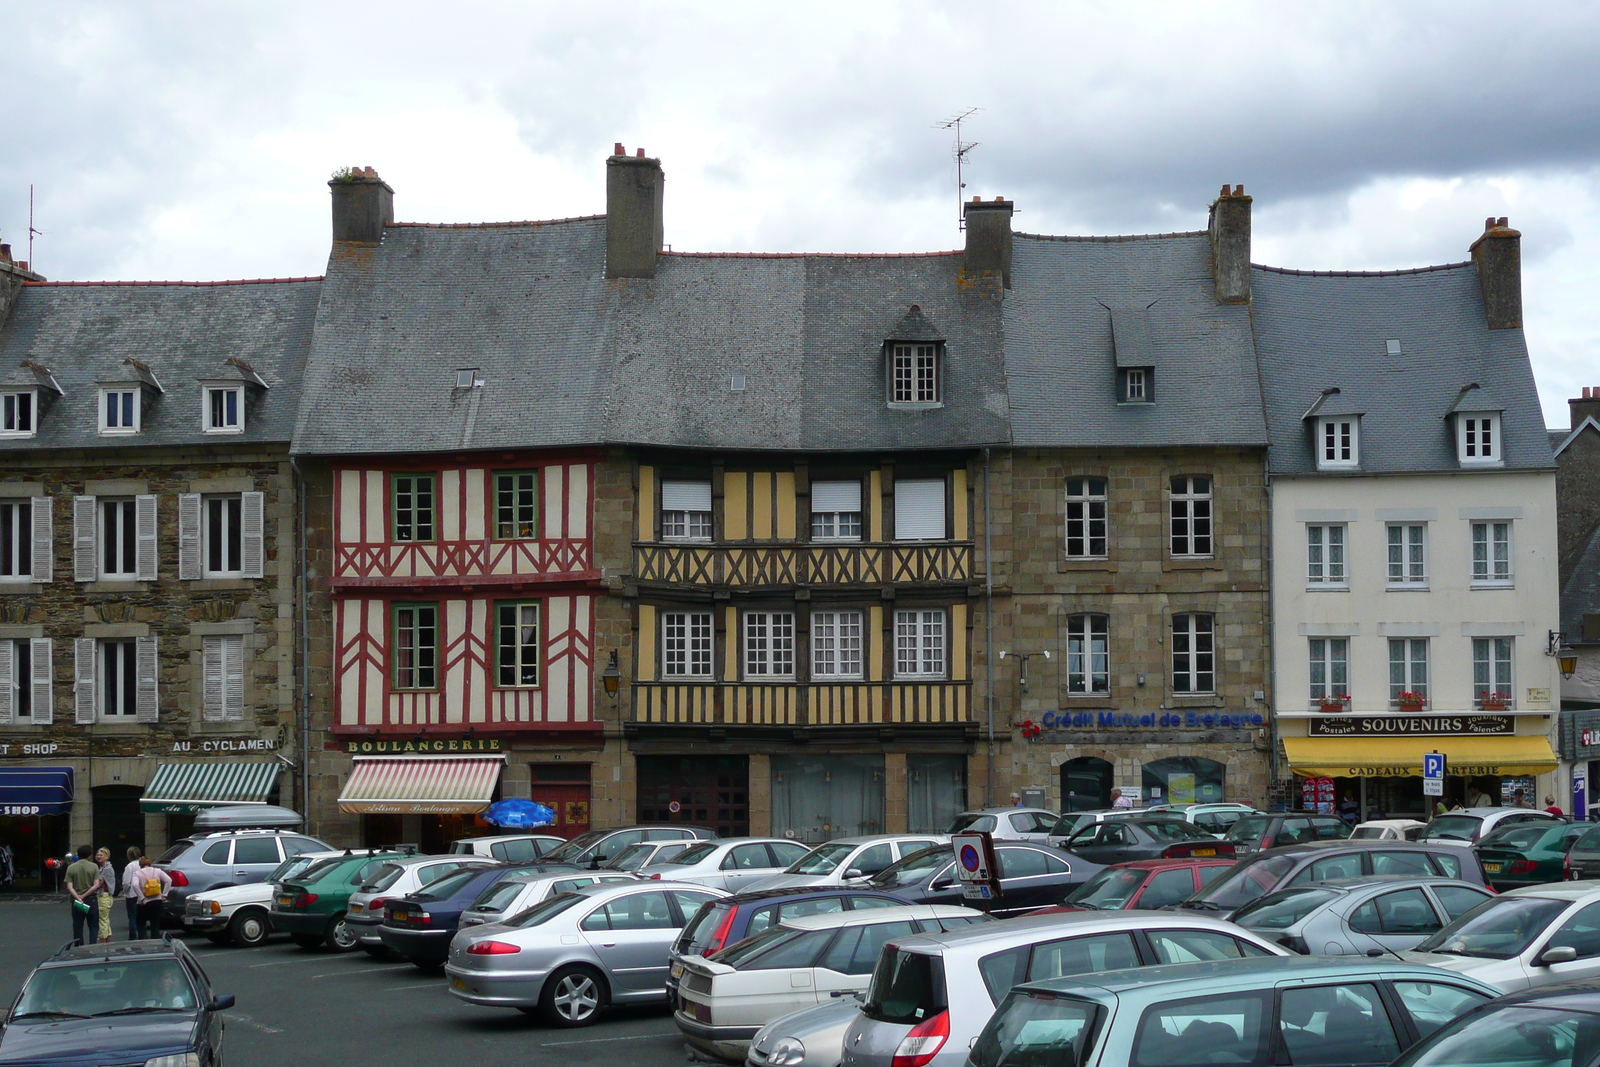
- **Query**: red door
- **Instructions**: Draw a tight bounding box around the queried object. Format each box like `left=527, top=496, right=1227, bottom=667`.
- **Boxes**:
left=529, top=765, right=592, bottom=839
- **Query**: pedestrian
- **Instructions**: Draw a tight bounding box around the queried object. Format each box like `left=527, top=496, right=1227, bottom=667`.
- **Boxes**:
left=1009, top=792, right=1023, bottom=807
left=62, top=845, right=103, bottom=947
left=1111, top=788, right=1133, bottom=810
left=1338, top=793, right=1360, bottom=825
left=1467, top=784, right=1492, bottom=808
left=132, top=855, right=171, bottom=939
left=94, top=848, right=117, bottom=943
left=1546, top=795, right=1566, bottom=817
left=1513, top=788, right=1527, bottom=809
left=1434, top=799, right=1448, bottom=818
left=121, top=846, right=144, bottom=939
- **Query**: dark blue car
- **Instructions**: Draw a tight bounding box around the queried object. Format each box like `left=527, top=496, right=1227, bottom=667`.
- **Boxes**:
left=1, top=939, right=234, bottom=1066
left=378, top=863, right=548, bottom=968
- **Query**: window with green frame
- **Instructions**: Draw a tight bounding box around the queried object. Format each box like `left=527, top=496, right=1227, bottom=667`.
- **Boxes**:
left=392, top=474, right=436, bottom=542
left=393, top=603, right=439, bottom=690
left=494, top=471, right=539, bottom=540
left=496, top=602, right=540, bottom=687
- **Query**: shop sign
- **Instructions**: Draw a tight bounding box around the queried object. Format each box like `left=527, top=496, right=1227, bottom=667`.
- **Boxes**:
left=1041, top=710, right=1264, bottom=729
left=1308, top=715, right=1514, bottom=737
left=170, top=738, right=278, bottom=754
left=344, top=737, right=503, bottom=754
left=0, top=742, right=72, bottom=758
left=1576, top=710, right=1600, bottom=757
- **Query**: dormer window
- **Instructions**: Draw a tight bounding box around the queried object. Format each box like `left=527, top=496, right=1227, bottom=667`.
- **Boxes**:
left=1458, top=413, right=1501, bottom=465
left=203, top=385, right=244, bottom=434
left=100, top=388, right=140, bottom=434
left=890, top=343, right=940, bottom=405
left=1317, top=417, right=1359, bottom=469
left=1, top=391, right=35, bottom=438
left=1119, top=367, right=1153, bottom=403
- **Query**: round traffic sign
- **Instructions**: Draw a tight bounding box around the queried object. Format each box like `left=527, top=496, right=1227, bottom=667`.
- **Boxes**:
left=668, top=801, right=681, bottom=813
left=959, top=844, right=981, bottom=872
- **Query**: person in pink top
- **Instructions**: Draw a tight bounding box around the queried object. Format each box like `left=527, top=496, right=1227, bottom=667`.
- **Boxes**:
left=131, top=857, right=172, bottom=939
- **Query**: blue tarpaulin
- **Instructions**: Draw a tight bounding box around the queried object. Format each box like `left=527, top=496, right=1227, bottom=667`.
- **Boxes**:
left=0, top=767, right=75, bottom=816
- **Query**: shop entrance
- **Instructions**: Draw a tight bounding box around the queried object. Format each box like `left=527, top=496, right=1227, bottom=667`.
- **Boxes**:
left=1060, top=757, right=1113, bottom=811
left=0, top=814, right=70, bottom=889
left=636, top=756, right=749, bottom=837
left=907, top=755, right=967, bottom=833
left=771, top=754, right=884, bottom=843
left=529, top=764, right=591, bottom=839
left=93, top=786, right=146, bottom=860
left=360, top=813, right=477, bottom=852
left=1143, top=757, right=1225, bottom=806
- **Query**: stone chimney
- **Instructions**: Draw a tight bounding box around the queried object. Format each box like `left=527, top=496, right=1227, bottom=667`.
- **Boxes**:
left=1208, top=184, right=1252, bottom=305
left=1572, top=386, right=1600, bottom=428
left=606, top=144, right=665, bottom=279
left=0, top=242, right=44, bottom=324
left=1470, top=216, right=1522, bottom=329
left=329, top=166, right=394, bottom=245
left=964, top=196, right=1014, bottom=288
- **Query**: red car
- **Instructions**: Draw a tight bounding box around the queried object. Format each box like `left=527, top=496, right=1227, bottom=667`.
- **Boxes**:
left=1032, top=857, right=1238, bottom=913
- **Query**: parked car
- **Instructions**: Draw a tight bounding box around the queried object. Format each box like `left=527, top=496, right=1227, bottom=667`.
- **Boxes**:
left=1352, top=818, right=1428, bottom=841
left=0, top=939, right=236, bottom=1067
left=1045, top=809, right=1183, bottom=850
left=946, top=808, right=1058, bottom=843
left=1178, top=841, right=1488, bottom=914
left=1230, top=876, right=1495, bottom=954
left=1475, top=821, right=1591, bottom=890
left=1401, top=882, right=1600, bottom=991
left=1058, top=817, right=1232, bottom=865
left=180, top=849, right=344, bottom=946
left=445, top=879, right=728, bottom=1026
left=1388, top=979, right=1600, bottom=1067
left=538, top=825, right=719, bottom=869
left=345, top=853, right=502, bottom=955
left=964, top=956, right=1499, bottom=1067
left=460, top=869, right=637, bottom=928
left=1554, top=823, right=1600, bottom=880
left=449, top=834, right=566, bottom=861
left=1144, top=802, right=1260, bottom=836
left=744, top=836, right=947, bottom=893
left=668, top=887, right=914, bottom=1002
left=746, top=996, right=864, bottom=1067
left=380, top=863, right=540, bottom=968
left=1220, top=812, right=1350, bottom=856
left=837, top=911, right=1290, bottom=1067
left=1047, top=857, right=1239, bottom=913
left=602, top=839, right=697, bottom=871
left=156, top=828, right=332, bottom=922
left=1418, top=807, right=1564, bottom=847
left=675, top=905, right=986, bottom=1062
left=270, top=850, right=401, bottom=951
left=638, top=838, right=813, bottom=891
left=866, top=843, right=1100, bottom=916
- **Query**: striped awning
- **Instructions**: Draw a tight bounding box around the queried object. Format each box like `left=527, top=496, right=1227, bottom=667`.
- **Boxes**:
left=337, top=755, right=504, bottom=815
left=140, top=761, right=281, bottom=814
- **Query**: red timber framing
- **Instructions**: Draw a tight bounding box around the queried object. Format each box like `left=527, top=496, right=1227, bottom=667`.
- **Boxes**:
left=329, top=453, right=602, bottom=735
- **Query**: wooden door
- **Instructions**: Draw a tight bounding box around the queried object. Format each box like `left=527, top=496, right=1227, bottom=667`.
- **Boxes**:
left=529, top=765, right=592, bottom=839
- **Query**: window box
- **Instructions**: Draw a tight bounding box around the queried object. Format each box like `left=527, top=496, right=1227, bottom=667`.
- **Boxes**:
left=1478, top=695, right=1511, bottom=711
left=1395, top=692, right=1426, bottom=713
left=1317, top=697, right=1349, bottom=713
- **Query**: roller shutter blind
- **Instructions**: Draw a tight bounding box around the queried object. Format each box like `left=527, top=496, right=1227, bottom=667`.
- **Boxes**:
left=893, top=479, right=946, bottom=540
left=661, top=481, right=712, bottom=511
left=811, top=481, right=862, bottom=512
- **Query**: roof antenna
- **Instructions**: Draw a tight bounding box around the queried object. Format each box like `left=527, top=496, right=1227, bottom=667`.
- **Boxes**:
left=29, top=184, right=42, bottom=268
left=933, top=108, right=982, bottom=231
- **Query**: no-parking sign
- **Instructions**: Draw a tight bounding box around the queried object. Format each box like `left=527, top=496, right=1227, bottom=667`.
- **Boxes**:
left=950, top=831, right=1001, bottom=902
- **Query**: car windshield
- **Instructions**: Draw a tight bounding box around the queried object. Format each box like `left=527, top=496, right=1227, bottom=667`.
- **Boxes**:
left=1414, top=895, right=1570, bottom=959
left=15, top=959, right=197, bottom=1018
left=948, top=813, right=997, bottom=834
left=502, top=892, right=586, bottom=928
left=362, top=863, right=409, bottom=893
left=678, top=902, right=729, bottom=954
left=1185, top=852, right=1298, bottom=909
left=870, top=847, right=953, bottom=889
left=1421, top=816, right=1485, bottom=843
left=1477, top=825, right=1553, bottom=852
left=862, top=946, right=945, bottom=1025
left=1350, top=827, right=1390, bottom=840
left=715, top=926, right=817, bottom=966
left=605, top=844, right=659, bottom=871
left=1231, top=887, right=1340, bottom=930
left=293, top=858, right=346, bottom=884
left=664, top=842, right=720, bottom=866
left=1140, top=820, right=1212, bottom=841
left=268, top=855, right=321, bottom=883
left=1224, top=816, right=1274, bottom=843
left=1389, top=1005, right=1600, bottom=1067
left=539, top=830, right=609, bottom=863
left=1049, top=813, right=1096, bottom=838
left=788, top=842, right=855, bottom=875
left=1063, top=867, right=1146, bottom=910
left=971, top=992, right=1101, bottom=1067
left=471, top=878, right=529, bottom=912
left=411, top=867, right=483, bottom=902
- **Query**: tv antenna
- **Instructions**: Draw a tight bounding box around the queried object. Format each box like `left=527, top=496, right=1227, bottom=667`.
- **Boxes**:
left=29, top=185, right=42, bottom=267
left=933, top=108, right=982, bottom=230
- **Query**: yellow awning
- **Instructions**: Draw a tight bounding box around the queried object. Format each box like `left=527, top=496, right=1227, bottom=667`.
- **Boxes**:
left=1283, top=735, right=1559, bottom=778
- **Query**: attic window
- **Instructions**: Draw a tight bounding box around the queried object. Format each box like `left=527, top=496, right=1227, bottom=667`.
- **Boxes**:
left=203, top=386, right=244, bottom=434
left=1118, top=367, right=1153, bottom=403
left=455, top=369, right=480, bottom=389
left=1317, top=417, right=1359, bottom=469
left=890, top=343, right=941, bottom=405
left=99, top=388, right=140, bottom=435
left=1458, top=413, right=1502, bottom=466
left=1, top=391, right=35, bottom=438
left=1385, top=340, right=1402, bottom=357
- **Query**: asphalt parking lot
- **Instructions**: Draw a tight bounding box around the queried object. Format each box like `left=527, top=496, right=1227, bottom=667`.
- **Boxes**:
left=0, top=903, right=693, bottom=1067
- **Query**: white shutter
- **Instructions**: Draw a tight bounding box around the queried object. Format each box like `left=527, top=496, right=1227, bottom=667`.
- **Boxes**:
left=178, top=493, right=202, bottom=580
left=240, top=491, right=265, bottom=579
left=661, top=481, right=712, bottom=511
left=73, top=496, right=97, bottom=582
left=135, top=494, right=158, bottom=580
left=135, top=635, right=159, bottom=723
left=0, top=640, right=11, bottom=725
left=811, top=480, right=862, bottom=512
left=202, top=636, right=224, bottom=722
left=74, top=637, right=97, bottom=724
left=893, top=479, right=947, bottom=540
left=224, top=635, right=245, bottom=721
left=30, top=496, right=52, bottom=583
left=30, top=637, right=52, bottom=725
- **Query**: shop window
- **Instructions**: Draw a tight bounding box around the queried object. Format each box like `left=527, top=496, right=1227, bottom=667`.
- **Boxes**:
left=636, top=755, right=748, bottom=837
left=1061, top=757, right=1113, bottom=811
left=771, top=754, right=885, bottom=842
left=907, top=754, right=966, bottom=834
left=1170, top=613, right=1215, bottom=694
left=1142, top=756, right=1225, bottom=806
left=1065, top=614, right=1109, bottom=694
left=1308, top=638, right=1348, bottom=702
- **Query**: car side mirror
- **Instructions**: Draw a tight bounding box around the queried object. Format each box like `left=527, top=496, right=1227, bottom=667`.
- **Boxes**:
left=1539, top=946, right=1579, bottom=966
left=209, top=994, right=236, bottom=1011
left=929, top=879, right=953, bottom=891
left=845, top=869, right=864, bottom=880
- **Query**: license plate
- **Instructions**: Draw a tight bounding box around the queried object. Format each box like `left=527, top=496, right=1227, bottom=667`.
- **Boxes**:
left=392, top=912, right=408, bottom=923
left=453, top=977, right=466, bottom=991
left=671, top=963, right=684, bottom=978
left=349, top=904, right=363, bottom=914
left=183, top=917, right=196, bottom=926
left=277, top=896, right=292, bottom=907
left=1483, top=863, right=1502, bottom=872
left=1191, top=848, right=1216, bottom=857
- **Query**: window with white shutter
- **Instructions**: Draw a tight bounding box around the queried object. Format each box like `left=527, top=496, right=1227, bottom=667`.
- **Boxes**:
left=240, top=491, right=264, bottom=578
left=893, top=479, right=946, bottom=541
left=0, top=640, right=13, bottom=724
left=661, top=481, right=713, bottom=541
left=135, top=495, right=158, bottom=580
left=29, top=637, right=51, bottom=725
left=1, top=639, right=46, bottom=723
left=73, top=496, right=97, bottom=581
left=30, top=496, right=51, bottom=583
left=73, top=637, right=97, bottom=724
left=178, top=494, right=202, bottom=580
left=0, top=499, right=31, bottom=582
left=99, top=498, right=138, bottom=579
left=135, top=635, right=159, bottom=723
left=203, top=635, right=245, bottom=722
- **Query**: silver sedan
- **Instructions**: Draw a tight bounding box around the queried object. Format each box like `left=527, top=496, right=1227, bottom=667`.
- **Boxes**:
left=1229, top=875, right=1494, bottom=955
left=637, top=838, right=812, bottom=891
left=446, top=879, right=728, bottom=1027
left=460, top=869, right=637, bottom=928
left=747, top=996, right=864, bottom=1067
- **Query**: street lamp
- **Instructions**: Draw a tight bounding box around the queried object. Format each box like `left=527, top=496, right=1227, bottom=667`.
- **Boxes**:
left=1547, top=631, right=1578, bottom=679
left=601, top=649, right=621, bottom=698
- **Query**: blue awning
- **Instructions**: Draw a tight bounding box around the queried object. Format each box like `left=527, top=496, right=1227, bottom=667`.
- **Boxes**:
left=0, top=767, right=75, bottom=816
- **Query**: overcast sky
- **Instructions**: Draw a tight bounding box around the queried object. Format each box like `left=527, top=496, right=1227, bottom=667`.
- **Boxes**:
left=3, top=2, right=1597, bottom=426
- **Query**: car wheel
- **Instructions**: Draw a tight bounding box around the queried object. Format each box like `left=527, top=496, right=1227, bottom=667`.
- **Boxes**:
left=229, top=909, right=271, bottom=948
left=324, top=916, right=361, bottom=952
left=539, top=964, right=608, bottom=1027
left=291, top=934, right=323, bottom=950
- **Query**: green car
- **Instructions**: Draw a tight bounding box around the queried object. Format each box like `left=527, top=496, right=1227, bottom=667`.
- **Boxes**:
left=1473, top=821, right=1585, bottom=890
left=270, top=850, right=401, bottom=951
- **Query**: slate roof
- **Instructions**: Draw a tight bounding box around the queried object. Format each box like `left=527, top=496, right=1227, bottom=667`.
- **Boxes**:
left=1250, top=263, right=1553, bottom=475
left=0, top=279, right=321, bottom=452
left=292, top=220, right=1010, bottom=455
left=1003, top=232, right=1268, bottom=448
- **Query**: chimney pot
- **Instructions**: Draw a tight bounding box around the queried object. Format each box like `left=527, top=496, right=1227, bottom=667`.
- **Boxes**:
left=972, top=195, right=982, bottom=203
left=1498, top=216, right=1508, bottom=227
left=606, top=149, right=665, bottom=279
left=1233, top=184, right=1244, bottom=196
left=1572, top=387, right=1600, bottom=428
left=614, top=142, right=625, bottom=156
left=1470, top=217, right=1523, bottom=329
left=963, top=198, right=1013, bottom=289
left=1485, top=217, right=1495, bottom=231
left=1208, top=185, right=1252, bottom=304
left=1220, top=184, right=1230, bottom=197
left=636, top=147, right=645, bottom=158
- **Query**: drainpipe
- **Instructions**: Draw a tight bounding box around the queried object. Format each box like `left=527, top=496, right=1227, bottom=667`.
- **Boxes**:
left=289, top=457, right=312, bottom=836
left=1263, top=470, right=1278, bottom=800
left=984, top=448, right=996, bottom=808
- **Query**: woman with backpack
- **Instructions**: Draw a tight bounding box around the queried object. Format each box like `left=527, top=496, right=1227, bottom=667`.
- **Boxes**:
left=121, top=846, right=144, bottom=940
left=132, top=856, right=171, bottom=939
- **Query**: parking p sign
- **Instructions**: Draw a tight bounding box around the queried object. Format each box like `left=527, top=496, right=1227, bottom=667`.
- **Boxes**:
left=1423, top=752, right=1447, bottom=797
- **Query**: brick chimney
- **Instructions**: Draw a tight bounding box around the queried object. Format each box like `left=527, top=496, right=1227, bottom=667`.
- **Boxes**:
left=1470, top=216, right=1522, bottom=329
left=1208, top=184, right=1252, bottom=305
left=606, top=144, right=665, bottom=279
left=0, top=242, right=45, bottom=324
left=329, top=166, right=394, bottom=245
left=964, top=196, right=1014, bottom=288
left=1572, top=386, right=1600, bottom=428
